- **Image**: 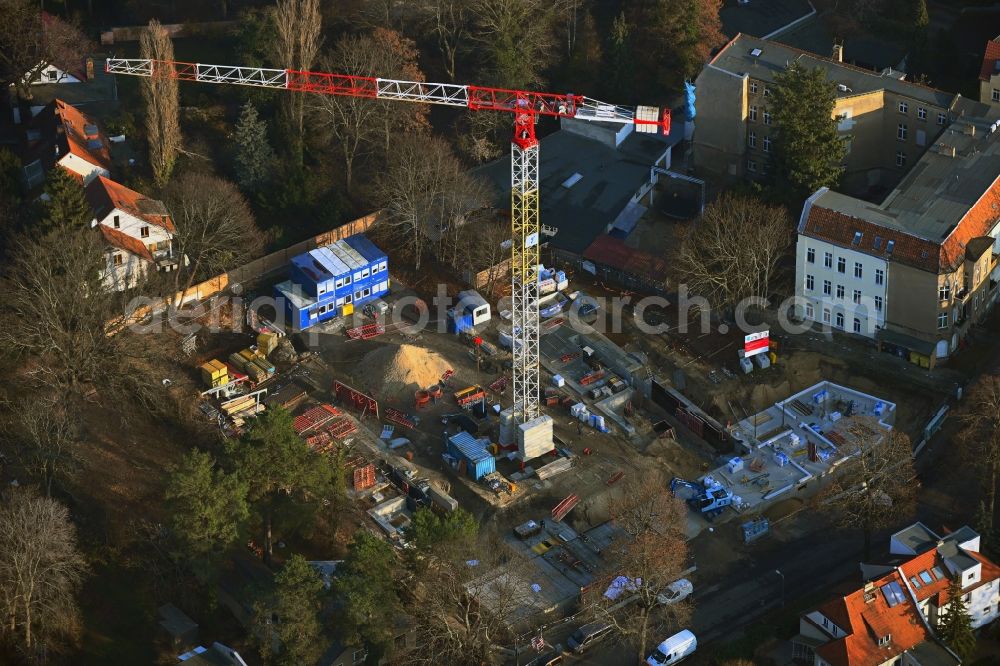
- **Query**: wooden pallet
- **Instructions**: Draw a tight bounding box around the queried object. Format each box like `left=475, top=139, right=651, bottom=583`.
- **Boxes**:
left=384, top=407, right=416, bottom=429
left=346, top=322, right=386, bottom=340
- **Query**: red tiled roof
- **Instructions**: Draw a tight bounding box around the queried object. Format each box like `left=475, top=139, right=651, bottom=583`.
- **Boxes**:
left=899, top=550, right=949, bottom=602
left=98, top=225, right=153, bottom=262
left=979, top=36, right=1000, bottom=82
left=812, top=570, right=932, bottom=666
left=583, top=235, right=668, bottom=284
left=53, top=99, right=111, bottom=170
left=85, top=175, right=175, bottom=233
left=805, top=177, right=1000, bottom=274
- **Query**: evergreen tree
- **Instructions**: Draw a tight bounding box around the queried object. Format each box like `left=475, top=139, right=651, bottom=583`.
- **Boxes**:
left=906, top=0, right=929, bottom=31
left=974, top=499, right=994, bottom=550
left=164, top=449, right=249, bottom=580
left=41, top=167, right=93, bottom=235
left=771, top=62, right=848, bottom=198
left=253, top=554, right=326, bottom=666
left=234, top=101, right=275, bottom=190
left=937, top=577, right=977, bottom=661
left=605, top=12, right=633, bottom=100
left=337, top=530, right=400, bottom=660
left=409, top=506, right=478, bottom=552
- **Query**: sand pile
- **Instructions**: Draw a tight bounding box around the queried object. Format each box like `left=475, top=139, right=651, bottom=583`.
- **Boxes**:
left=363, top=344, right=453, bottom=398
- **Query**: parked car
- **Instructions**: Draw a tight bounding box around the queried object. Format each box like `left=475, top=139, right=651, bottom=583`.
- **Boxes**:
left=566, top=622, right=613, bottom=654
left=656, top=578, right=694, bottom=605
left=645, top=629, right=697, bottom=665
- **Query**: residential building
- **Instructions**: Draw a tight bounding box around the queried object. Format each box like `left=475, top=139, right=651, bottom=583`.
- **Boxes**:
left=19, top=98, right=111, bottom=187
left=793, top=522, right=1000, bottom=665
left=892, top=523, right=1000, bottom=631
left=475, top=116, right=677, bottom=263
left=85, top=175, right=177, bottom=290
left=980, top=34, right=1000, bottom=110
left=794, top=113, right=1000, bottom=366
left=693, top=34, right=962, bottom=197
left=274, top=234, right=389, bottom=330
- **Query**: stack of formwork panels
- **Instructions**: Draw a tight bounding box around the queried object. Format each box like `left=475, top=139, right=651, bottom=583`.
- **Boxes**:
left=518, top=414, right=554, bottom=460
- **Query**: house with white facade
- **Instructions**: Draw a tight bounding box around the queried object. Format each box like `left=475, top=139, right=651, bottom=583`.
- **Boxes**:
left=793, top=522, right=1000, bottom=666
left=29, top=62, right=83, bottom=86
left=19, top=98, right=111, bottom=188
left=892, top=522, right=1000, bottom=631
left=85, top=175, right=177, bottom=291
left=794, top=110, right=1000, bottom=369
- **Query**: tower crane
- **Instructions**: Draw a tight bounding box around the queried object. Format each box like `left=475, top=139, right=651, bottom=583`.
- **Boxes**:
left=105, top=58, right=670, bottom=440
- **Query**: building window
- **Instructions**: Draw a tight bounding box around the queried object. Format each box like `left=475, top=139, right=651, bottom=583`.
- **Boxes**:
left=853, top=289, right=862, bottom=304
left=764, top=86, right=771, bottom=97
left=749, top=105, right=757, bottom=121
left=853, top=317, right=862, bottom=333
left=875, top=268, right=885, bottom=285
left=994, top=89, right=1000, bottom=103
left=899, top=101, right=908, bottom=114
left=750, top=81, right=758, bottom=94
left=875, top=295, right=883, bottom=312
left=113, top=214, right=120, bottom=228
left=938, top=312, right=948, bottom=329
left=748, top=131, right=757, bottom=148
left=852, top=231, right=863, bottom=246
left=835, top=312, right=844, bottom=328
left=824, top=252, right=833, bottom=268
left=967, top=572, right=975, bottom=581
left=763, top=136, right=771, bottom=153
left=897, top=123, right=908, bottom=140
left=379, top=260, right=387, bottom=272
left=140, top=226, right=150, bottom=238
left=806, top=303, right=814, bottom=318
left=806, top=274, right=815, bottom=291
left=807, top=248, right=815, bottom=263
left=344, top=294, right=352, bottom=304
left=837, top=257, right=846, bottom=273
left=362, top=287, right=371, bottom=297
left=854, top=262, right=863, bottom=278
left=763, top=110, right=772, bottom=125
left=113, top=253, right=123, bottom=266
left=823, top=308, right=831, bottom=323
left=896, top=151, right=906, bottom=167
left=939, top=282, right=951, bottom=301
left=938, top=112, right=947, bottom=125
left=355, top=290, right=362, bottom=300
left=344, top=275, right=352, bottom=285
left=878, top=634, right=891, bottom=647
left=335, top=278, right=344, bottom=288
left=917, top=107, right=927, bottom=120
left=361, top=268, right=370, bottom=279
left=823, top=280, right=832, bottom=296
left=836, top=284, right=845, bottom=299
left=747, top=159, right=757, bottom=172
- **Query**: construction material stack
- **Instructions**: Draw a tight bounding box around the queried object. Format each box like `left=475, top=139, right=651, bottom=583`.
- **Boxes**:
left=518, top=414, right=554, bottom=460
left=200, top=359, right=228, bottom=388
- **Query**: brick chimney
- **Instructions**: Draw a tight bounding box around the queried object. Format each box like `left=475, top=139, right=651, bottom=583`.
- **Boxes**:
left=86, top=57, right=94, bottom=81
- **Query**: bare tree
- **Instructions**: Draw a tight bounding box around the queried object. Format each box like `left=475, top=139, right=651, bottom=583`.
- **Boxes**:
left=4, top=396, right=83, bottom=497
left=140, top=20, right=182, bottom=187
left=309, top=28, right=429, bottom=192
left=420, top=0, right=472, bottom=81
left=0, top=228, right=163, bottom=407
left=958, top=375, right=1000, bottom=531
left=673, top=192, right=791, bottom=311
left=400, top=529, right=517, bottom=665
left=373, top=134, right=490, bottom=270
left=471, top=0, right=555, bottom=88
left=164, top=172, right=264, bottom=305
left=448, top=214, right=507, bottom=293
left=273, top=0, right=322, bottom=166
left=818, top=418, right=917, bottom=559
left=582, top=471, right=691, bottom=661
left=0, top=488, right=87, bottom=656
left=0, top=0, right=93, bottom=100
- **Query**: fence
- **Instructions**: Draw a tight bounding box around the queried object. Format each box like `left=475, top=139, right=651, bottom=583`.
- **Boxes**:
left=110, top=213, right=378, bottom=331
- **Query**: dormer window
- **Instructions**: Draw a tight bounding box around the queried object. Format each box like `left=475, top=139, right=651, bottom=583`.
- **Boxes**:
left=113, top=215, right=120, bottom=229
left=878, top=634, right=891, bottom=647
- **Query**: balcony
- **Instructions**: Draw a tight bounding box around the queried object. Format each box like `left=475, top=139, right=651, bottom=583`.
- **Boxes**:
left=153, top=248, right=179, bottom=272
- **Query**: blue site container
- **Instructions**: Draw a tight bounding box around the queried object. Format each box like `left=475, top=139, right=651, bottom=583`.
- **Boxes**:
left=447, top=310, right=475, bottom=335
left=447, top=431, right=495, bottom=480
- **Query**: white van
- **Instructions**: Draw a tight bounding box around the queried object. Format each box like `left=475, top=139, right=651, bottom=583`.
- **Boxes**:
left=645, top=629, right=696, bottom=665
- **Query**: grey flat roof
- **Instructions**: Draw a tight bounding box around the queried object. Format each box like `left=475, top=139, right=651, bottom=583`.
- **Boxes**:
left=893, top=522, right=940, bottom=553
left=909, top=641, right=961, bottom=666
left=938, top=541, right=978, bottom=571
left=811, top=120, right=1000, bottom=240
left=711, top=34, right=955, bottom=108
left=474, top=124, right=673, bottom=254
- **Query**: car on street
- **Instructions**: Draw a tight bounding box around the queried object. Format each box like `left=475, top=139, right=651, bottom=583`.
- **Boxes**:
left=656, top=578, right=694, bottom=605
left=566, top=622, right=613, bottom=654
